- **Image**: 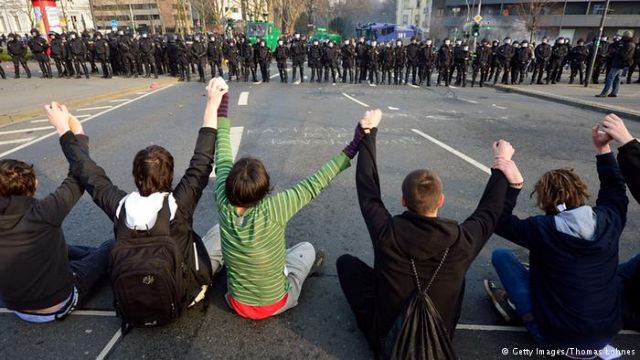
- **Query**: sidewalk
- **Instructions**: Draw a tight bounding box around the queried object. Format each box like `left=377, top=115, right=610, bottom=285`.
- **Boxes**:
left=493, top=82, right=640, bottom=121
left=0, top=72, right=178, bottom=126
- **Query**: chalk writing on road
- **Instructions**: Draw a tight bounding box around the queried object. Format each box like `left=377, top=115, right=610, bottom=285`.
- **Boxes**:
left=245, top=127, right=423, bottom=145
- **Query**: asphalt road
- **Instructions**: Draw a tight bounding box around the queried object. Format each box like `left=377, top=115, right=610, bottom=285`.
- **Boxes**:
left=1, top=78, right=640, bottom=360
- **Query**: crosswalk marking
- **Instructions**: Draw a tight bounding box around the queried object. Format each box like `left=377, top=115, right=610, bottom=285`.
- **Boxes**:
left=211, top=126, right=244, bottom=178
left=0, top=126, right=53, bottom=136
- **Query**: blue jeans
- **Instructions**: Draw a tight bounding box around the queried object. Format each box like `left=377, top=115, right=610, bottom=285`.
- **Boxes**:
left=599, top=67, right=622, bottom=96
left=492, top=249, right=545, bottom=344
left=619, top=254, right=640, bottom=330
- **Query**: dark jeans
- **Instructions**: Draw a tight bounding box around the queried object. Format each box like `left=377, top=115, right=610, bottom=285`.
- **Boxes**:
left=491, top=249, right=545, bottom=344
left=336, top=254, right=379, bottom=353
left=68, top=240, right=113, bottom=307
left=619, top=254, right=640, bottom=331
left=599, top=67, right=622, bottom=96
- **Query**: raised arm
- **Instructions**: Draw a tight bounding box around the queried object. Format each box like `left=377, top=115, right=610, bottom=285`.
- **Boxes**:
left=592, top=120, right=628, bottom=220
left=47, top=102, right=127, bottom=221
left=174, top=78, right=227, bottom=216
left=602, top=113, right=640, bottom=203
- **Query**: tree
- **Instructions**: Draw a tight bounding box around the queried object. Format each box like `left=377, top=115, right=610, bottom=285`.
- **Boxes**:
left=515, top=0, right=558, bottom=42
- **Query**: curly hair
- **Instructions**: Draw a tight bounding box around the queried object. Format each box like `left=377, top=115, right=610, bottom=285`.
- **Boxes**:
left=0, top=160, right=37, bottom=197
left=531, top=168, right=590, bottom=215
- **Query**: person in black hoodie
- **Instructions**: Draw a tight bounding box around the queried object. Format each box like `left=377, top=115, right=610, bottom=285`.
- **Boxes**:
left=336, top=109, right=512, bottom=355
left=484, top=121, right=628, bottom=356
left=0, top=110, right=112, bottom=323
left=48, top=78, right=230, bottom=317
left=600, top=113, right=640, bottom=331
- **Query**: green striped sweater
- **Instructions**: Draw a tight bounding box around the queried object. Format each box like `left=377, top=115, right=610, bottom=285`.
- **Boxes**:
left=215, top=118, right=351, bottom=306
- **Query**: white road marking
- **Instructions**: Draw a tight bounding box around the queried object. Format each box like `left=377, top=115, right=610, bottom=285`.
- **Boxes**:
left=0, top=126, right=53, bottom=136
left=30, top=119, right=48, bottom=123
left=456, top=324, right=640, bottom=335
left=0, top=137, right=36, bottom=145
left=492, top=104, right=507, bottom=110
left=75, top=114, right=91, bottom=119
left=342, top=93, right=369, bottom=108
left=96, top=329, right=123, bottom=360
left=211, top=126, right=244, bottom=178
left=460, top=98, right=479, bottom=104
left=388, top=106, right=400, bottom=111
left=135, top=92, right=147, bottom=95
left=408, top=83, right=420, bottom=89
left=0, top=308, right=115, bottom=317
left=0, top=85, right=175, bottom=159
left=449, top=85, right=458, bottom=89
left=411, top=129, right=491, bottom=175
left=238, top=92, right=249, bottom=106
left=77, top=105, right=113, bottom=112
left=108, top=99, right=132, bottom=103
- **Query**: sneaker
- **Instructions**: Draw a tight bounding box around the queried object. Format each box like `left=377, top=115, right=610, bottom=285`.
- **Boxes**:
left=607, top=94, right=617, bottom=98
left=483, top=279, right=520, bottom=324
left=309, top=250, right=326, bottom=276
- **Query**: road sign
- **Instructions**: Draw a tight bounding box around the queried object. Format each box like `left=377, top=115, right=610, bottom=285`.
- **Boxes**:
left=473, top=15, right=482, bottom=24
left=111, top=19, right=118, bottom=28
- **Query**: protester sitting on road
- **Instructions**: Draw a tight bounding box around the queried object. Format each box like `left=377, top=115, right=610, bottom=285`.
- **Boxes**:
left=600, top=113, right=640, bottom=331
left=484, top=122, right=628, bottom=357
left=336, top=109, right=513, bottom=356
left=0, top=114, right=112, bottom=323
left=214, top=107, right=364, bottom=320
left=47, top=78, right=229, bottom=328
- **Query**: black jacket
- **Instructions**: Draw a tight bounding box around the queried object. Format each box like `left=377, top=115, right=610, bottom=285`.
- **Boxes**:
left=356, top=130, right=508, bottom=346
left=0, top=136, right=88, bottom=311
left=59, top=129, right=217, bottom=295
left=617, top=139, right=640, bottom=204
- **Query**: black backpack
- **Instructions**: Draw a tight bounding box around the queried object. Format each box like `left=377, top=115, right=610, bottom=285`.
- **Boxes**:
left=110, top=196, right=190, bottom=331
left=380, top=248, right=457, bottom=360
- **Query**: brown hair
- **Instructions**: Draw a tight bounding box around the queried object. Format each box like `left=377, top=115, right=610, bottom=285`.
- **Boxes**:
left=225, top=157, right=271, bottom=208
left=531, top=168, right=589, bottom=215
left=132, top=145, right=174, bottom=196
left=402, top=170, right=443, bottom=215
left=0, top=160, right=37, bottom=197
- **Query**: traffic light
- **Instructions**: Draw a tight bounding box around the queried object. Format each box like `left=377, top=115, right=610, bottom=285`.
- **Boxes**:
left=472, top=23, right=480, bottom=37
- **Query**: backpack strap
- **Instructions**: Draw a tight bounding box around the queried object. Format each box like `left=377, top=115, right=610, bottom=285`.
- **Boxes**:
left=410, top=247, right=449, bottom=296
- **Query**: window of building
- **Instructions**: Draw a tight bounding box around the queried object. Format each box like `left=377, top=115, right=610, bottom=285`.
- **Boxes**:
left=417, top=0, right=421, bottom=8
left=435, top=8, right=444, bottom=17
left=0, top=16, right=6, bottom=32
left=403, top=15, right=409, bottom=24
left=13, top=15, right=20, bottom=29
left=564, top=2, right=588, bottom=15
left=591, top=3, right=606, bottom=15
left=415, top=14, right=420, bottom=25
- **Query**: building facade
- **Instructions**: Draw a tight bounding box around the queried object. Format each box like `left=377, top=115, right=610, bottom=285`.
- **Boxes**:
left=396, top=0, right=437, bottom=33
left=0, top=0, right=94, bottom=34
left=92, top=0, right=193, bottom=34
left=434, top=0, right=640, bottom=42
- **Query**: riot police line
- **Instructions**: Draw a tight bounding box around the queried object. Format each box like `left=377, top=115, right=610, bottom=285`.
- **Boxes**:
left=0, top=29, right=639, bottom=88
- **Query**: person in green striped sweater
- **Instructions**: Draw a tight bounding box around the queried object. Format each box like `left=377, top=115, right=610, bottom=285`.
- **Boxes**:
left=214, top=100, right=368, bottom=320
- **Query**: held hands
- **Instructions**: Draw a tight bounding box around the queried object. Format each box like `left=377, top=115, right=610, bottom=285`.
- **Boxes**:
left=68, top=114, right=85, bottom=135
left=203, top=77, right=229, bottom=128
left=601, top=114, right=634, bottom=145
left=493, top=139, right=515, bottom=161
left=359, top=109, right=382, bottom=134
left=493, top=158, right=525, bottom=188
left=45, top=102, right=71, bottom=136
left=592, top=123, right=612, bottom=155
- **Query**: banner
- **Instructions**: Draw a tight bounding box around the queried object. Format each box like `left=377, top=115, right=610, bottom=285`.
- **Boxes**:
left=31, top=0, right=62, bottom=34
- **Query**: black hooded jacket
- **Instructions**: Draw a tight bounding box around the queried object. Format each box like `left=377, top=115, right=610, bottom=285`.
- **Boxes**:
left=0, top=136, right=88, bottom=311
left=356, top=129, right=508, bottom=347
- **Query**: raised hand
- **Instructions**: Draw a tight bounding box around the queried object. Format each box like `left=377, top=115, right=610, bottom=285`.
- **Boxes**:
left=602, top=114, right=634, bottom=145
left=206, top=77, right=229, bottom=111
left=359, top=109, right=382, bottom=134
left=493, top=140, right=515, bottom=161
left=493, top=158, right=524, bottom=188
left=68, top=114, right=85, bottom=135
left=592, top=123, right=612, bottom=155
left=45, top=101, right=71, bottom=136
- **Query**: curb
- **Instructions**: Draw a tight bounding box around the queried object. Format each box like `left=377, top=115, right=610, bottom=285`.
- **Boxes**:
left=0, top=78, right=179, bottom=127
left=493, top=84, right=640, bottom=121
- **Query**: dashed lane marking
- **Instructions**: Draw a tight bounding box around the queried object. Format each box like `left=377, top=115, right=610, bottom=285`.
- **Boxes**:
left=77, top=105, right=113, bottom=112
left=108, top=99, right=132, bottom=103
left=0, top=126, right=53, bottom=136
left=460, top=98, right=479, bottom=104
left=211, top=127, right=244, bottom=178
left=492, top=104, right=507, bottom=110
left=0, top=138, right=36, bottom=145
left=342, top=93, right=370, bottom=108
left=238, top=92, right=250, bottom=106
left=96, top=329, right=123, bottom=360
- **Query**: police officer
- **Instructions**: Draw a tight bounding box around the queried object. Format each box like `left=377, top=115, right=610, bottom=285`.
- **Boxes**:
left=68, top=32, right=89, bottom=79
left=547, top=37, right=567, bottom=84
left=590, top=36, right=609, bottom=84
left=227, top=39, right=241, bottom=82
left=139, top=32, right=158, bottom=79
left=531, top=37, right=551, bottom=84
left=290, top=33, right=306, bottom=84
left=83, top=31, right=99, bottom=74
left=368, top=41, right=381, bottom=85
left=207, top=34, right=224, bottom=79
left=488, top=40, right=500, bottom=80
left=256, top=40, right=270, bottom=83
left=0, top=46, right=5, bottom=79
left=7, top=33, right=31, bottom=79
left=94, top=32, right=112, bottom=78
left=48, top=32, right=66, bottom=77
left=154, top=35, right=166, bottom=75
left=514, top=41, right=532, bottom=84
left=449, top=39, right=463, bottom=84
left=437, top=39, right=453, bottom=86
left=108, top=31, right=121, bottom=76
left=405, top=37, right=419, bottom=85
left=421, top=39, right=436, bottom=86
left=29, top=29, right=52, bottom=78
left=453, top=42, right=470, bottom=86
left=341, top=39, right=356, bottom=83
left=308, top=40, right=322, bottom=83
left=472, top=39, right=491, bottom=87
left=175, top=35, right=191, bottom=82
left=493, top=37, right=514, bottom=85
left=191, top=34, right=207, bottom=82
left=118, top=31, right=136, bottom=78
left=394, top=40, right=406, bottom=85
left=628, top=40, right=640, bottom=84
left=356, top=37, right=368, bottom=84
left=378, top=42, right=392, bottom=85
left=569, top=39, right=588, bottom=84
left=274, top=38, right=289, bottom=83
